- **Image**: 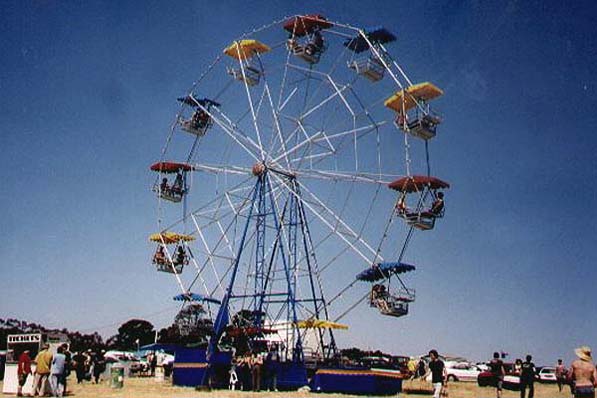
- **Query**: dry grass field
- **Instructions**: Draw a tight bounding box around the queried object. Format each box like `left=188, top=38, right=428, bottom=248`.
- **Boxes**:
left=0, top=377, right=572, bottom=398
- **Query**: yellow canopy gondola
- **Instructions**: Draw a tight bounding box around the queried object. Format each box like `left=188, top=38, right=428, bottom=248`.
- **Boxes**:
left=224, top=39, right=271, bottom=60
left=384, top=82, right=443, bottom=114
left=295, top=319, right=349, bottom=330
left=149, top=232, right=195, bottom=244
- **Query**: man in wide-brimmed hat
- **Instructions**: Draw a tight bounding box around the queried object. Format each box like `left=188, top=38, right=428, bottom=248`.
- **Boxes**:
left=568, top=346, right=597, bottom=398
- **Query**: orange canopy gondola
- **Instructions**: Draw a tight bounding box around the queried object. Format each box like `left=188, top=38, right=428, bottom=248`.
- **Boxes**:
left=224, top=39, right=270, bottom=60
left=388, top=175, right=450, bottom=193
left=283, top=14, right=332, bottom=37
left=384, top=82, right=443, bottom=114
left=149, top=232, right=195, bottom=244
left=150, top=162, right=194, bottom=174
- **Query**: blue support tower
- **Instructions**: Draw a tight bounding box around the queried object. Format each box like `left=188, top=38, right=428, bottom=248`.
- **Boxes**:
left=205, top=166, right=334, bottom=389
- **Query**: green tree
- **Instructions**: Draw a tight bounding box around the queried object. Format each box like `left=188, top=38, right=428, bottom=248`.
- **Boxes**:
left=158, top=304, right=213, bottom=346
left=107, top=319, right=155, bottom=350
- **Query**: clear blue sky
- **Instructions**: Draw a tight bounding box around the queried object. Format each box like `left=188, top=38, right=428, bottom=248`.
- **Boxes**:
left=1, top=0, right=596, bottom=366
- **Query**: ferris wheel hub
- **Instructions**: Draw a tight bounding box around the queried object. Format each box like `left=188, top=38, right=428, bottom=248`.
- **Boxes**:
left=252, top=162, right=266, bottom=176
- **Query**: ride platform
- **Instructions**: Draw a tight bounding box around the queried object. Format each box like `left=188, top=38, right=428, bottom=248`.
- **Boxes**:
left=311, top=367, right=404, bottom=395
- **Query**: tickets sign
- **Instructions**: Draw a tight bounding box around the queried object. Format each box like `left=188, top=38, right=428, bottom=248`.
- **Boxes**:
left=7, top=334, right=42, bottom=344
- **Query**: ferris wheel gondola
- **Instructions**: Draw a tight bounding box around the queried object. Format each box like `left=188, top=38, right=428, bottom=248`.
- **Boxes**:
left=150, top=161, right=194, bottom=203
left=149, top=232, right=194, bottom=274
left=284, top=14, right=331, bottom=64
left=390, top=175, right=450, bottom=230
left=385, top=82, right=443, bottom=141
left=177, top=96, right=221, bottom=136
left=345, top=26, right=397, bottom=82
left=356, top=262, right=415, bottom=317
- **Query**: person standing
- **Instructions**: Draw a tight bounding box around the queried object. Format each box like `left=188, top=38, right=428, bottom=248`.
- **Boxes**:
left=488, top=352, right=505, bottom=398
left=72, top=352, right=86, bottom=383
left=568, top=346, right=597, bottom=398
left=50, top=346, right=66, bottom=397
left=519, top=354, right=536, bottom=398
left=60, top=345, right=71, bottom=396
left=17, top=350, right=33, bottom=397
left=556, top=359, right=568, bottom=393
left=417, top=357, right=427, bottom=379
left=33, top=344, right=53, bottom=397
left=150, top=351, right=158, bottom=376
left=92, top=350, right=106, bottom=384
left=427, top=350, right=446, bottom=398
left=407, top=357, right=417, bottom=379
left=251, top=351, right=263, bottom=392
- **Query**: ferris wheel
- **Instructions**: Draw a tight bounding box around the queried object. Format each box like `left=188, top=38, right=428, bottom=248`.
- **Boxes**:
left=149, top=14, right=449, bottom=373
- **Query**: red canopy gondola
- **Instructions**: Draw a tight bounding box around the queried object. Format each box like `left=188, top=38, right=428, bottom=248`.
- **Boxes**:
left=388, top=175, right=450, bottom=193
left=283, top=14, right=332, bottom=37
left=150, top=162, right=194, bottom=174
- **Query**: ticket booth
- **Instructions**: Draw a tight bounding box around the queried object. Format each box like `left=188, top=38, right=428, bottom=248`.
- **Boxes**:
left=2, top=333, right=43, bottom=394
left=2, top=333, right=69, bottom=395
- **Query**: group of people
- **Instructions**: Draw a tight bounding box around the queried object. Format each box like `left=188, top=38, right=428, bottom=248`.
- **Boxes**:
left=396, top=191, right=445, bottom=217
left=405, top=350, right=448, bottom=398
left=228, top=348, right=279, bottom=392
left=17, top=343, right=70, bottom=397
left=403, top=346, right=597, bottom=398
left=71, top=350, right=106, bottom=384
left=159, top=173, right=184, bottom=197
left=16, top=345, right=107, bottom=397
left=153, top=245, right=187, bottom=267
left=487, top=346, right=597, bottom=398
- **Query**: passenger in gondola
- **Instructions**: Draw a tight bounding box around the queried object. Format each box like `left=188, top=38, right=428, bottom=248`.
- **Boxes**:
left=430, top=191, right=444, bottom=216
left=192, top=109, right=210, bottom=129
left=371, top=284, right=390, bottom=312
left=306, top=30, right=324, bottom=55
left=175, top=245, right=186, bottom=265
left=153, top=246, right=166, bottom=265
left=396, top=194, right=407, bottom=215
left=160, top=178, right=170, bottom=194
left=171, top=173, right=183, bottom=194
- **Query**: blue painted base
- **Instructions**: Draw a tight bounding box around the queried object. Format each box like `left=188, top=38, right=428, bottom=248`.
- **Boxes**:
left=311, top=367, right=403, bottom=395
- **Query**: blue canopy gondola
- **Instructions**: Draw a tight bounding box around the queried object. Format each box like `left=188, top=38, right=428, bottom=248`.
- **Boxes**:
left=173, top=293, right=222, bottom=305
left=356, top=262, right=415, bottom=282
left=358, top=262, right=416, bottom=318
left=177, top=96, right=221, bottom=136
left=177, top=96, right=221, bottom=108
left=344, top=26, right=396, bottom=53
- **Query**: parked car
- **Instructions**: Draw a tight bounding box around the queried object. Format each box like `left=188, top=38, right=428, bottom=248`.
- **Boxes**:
left=445, top=362, right=482, bottom=382
left=537, top=366, right=557, bottom=383
left=477, top=363, right=522, bottom=390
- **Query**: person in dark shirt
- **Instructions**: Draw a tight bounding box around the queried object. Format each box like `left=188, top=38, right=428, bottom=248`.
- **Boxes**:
left=427, top=349, right=446, bottom=398
left=520, top=354, right=536, bottom=398
left=488, top=352, right=505, bottom=398
left=417, top=358, right=427, bottom=378
left=430, top=192, right=445, bottom=216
